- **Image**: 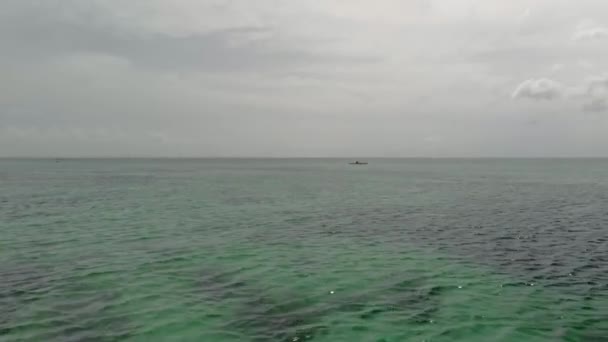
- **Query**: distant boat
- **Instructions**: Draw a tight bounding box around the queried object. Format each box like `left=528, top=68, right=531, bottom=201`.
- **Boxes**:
left=349, top=160, right=368, bottom=165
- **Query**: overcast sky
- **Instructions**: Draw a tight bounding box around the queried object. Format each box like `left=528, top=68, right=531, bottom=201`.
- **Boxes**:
left=2, top=0, right=608, bottom=157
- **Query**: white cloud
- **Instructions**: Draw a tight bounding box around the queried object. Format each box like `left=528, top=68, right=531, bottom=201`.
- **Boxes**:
left=511, top=78, right=565, bottom=100
left=576, top=60, right=594, bottom=69
left=575, top=27, right=608, bottom=40
left=550, top=63, right=564, bottom=73
left=573, top=21, right=608, bottom=40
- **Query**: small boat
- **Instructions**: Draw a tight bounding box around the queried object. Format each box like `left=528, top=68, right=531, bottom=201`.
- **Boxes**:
left=349, top=160, right=368, bottom=165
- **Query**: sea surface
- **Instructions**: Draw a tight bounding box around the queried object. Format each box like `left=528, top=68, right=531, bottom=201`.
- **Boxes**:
left=1, top=158, right=607, bottom=341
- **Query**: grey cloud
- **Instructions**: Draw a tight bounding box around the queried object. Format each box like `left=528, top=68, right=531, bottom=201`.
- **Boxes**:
left=1, top=1, right=374, bottom=72
left=3, top=0, right=608, bottom=157
left=582, top=76, right=608, bottom=112
left=4, top=24, right=331, bottom=72
left=512, top=75, right=608, bottom=112
left=586, top=76, right=608, bottom=95
left=583, top=99, right=607, bottom=112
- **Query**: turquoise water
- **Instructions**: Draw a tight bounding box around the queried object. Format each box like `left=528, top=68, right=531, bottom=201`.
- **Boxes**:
left=1, top=159, right=607, bottom=341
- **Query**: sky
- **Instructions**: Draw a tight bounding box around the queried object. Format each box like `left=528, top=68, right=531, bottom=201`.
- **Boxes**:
left=2, top=0, right=608, bottom=157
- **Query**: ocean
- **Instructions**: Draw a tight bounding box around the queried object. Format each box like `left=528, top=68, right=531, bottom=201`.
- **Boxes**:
left=1, top=158, right=607, bottom=341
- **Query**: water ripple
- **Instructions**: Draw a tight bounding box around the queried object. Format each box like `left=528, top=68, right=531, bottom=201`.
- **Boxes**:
left=1, top=159, right=607, bottom=341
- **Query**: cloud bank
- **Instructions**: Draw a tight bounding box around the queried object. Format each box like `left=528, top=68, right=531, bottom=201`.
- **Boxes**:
left=2, top=1, right=608, bottom=157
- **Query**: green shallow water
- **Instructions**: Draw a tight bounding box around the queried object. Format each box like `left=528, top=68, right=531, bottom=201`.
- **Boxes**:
left=1, top=159, right=607, bottom=341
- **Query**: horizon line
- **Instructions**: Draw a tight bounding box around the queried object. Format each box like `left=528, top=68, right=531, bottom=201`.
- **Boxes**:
left=2, top=156, right=608, bottom=160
